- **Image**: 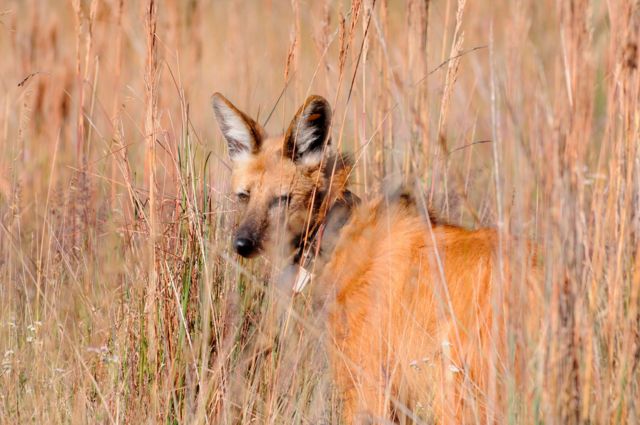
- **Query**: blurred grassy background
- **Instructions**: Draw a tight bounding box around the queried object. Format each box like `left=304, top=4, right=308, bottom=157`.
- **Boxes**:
left=0, top=0, right=638, bottom=423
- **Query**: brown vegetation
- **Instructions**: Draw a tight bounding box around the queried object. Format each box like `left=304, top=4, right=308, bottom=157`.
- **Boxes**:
left=0, top=0, right=638, bottom=423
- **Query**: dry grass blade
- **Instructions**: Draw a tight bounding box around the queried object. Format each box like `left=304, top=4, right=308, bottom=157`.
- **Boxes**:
left=0, top=0, right=637, bottom=423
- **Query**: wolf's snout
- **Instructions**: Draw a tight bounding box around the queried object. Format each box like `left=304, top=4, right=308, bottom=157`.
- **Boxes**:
left=233, top=227, right=260, bottom=258
left=233, top=236, right=254, bottom=257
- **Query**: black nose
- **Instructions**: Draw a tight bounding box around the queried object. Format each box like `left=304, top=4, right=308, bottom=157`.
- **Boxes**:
left=234, top=236, right=257, bottom=258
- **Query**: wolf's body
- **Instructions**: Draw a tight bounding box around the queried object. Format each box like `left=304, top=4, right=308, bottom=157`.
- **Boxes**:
left=321, top=197, right=496, bottom=423
left=212, top=93, right=499, bottom=423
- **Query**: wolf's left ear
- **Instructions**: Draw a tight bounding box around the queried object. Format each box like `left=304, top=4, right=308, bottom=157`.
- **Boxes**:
left=211, top=93, right=264, bottom=161
left=284, top=95, right=332, bottom=166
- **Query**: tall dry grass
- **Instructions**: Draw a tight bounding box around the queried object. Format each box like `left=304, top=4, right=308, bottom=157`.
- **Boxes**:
left=0, top=0, right=638, bottom=423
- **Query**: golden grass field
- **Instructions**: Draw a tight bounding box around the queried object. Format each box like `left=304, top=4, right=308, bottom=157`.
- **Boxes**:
left=0, top=0, right=639, bottom=423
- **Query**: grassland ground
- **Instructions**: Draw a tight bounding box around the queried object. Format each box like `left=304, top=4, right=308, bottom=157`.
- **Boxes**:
left=0, top=0, right=638, bottom=423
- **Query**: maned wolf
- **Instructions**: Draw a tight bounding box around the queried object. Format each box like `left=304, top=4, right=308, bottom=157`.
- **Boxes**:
left=212, top=93, right=501, bottom=424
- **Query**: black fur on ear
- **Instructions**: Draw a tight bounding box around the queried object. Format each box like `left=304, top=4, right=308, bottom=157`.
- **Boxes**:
left=283, top=95, right=332, bottom=166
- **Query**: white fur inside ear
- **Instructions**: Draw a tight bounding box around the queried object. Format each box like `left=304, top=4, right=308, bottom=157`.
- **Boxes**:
left=231, top=149, right=251, bottom=164
left=213, top=99, right=254, bottom=158
left=293, top=110, right=322, bottom=155
left=298, top=150, right=324, bottom=166
left=222, top=108, right=251, bottom=146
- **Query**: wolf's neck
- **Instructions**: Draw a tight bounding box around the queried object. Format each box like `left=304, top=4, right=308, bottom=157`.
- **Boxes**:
left=317, top=190, right=359, bottom=260
left=320, top=152, right=353, bottom=208
left=293, top=188, right=359, bottom=270
left=292, top=152, right=356, bottom=268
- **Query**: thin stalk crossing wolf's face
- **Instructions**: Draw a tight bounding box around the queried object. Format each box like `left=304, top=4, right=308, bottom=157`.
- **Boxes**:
left=212, top=93, right=350, bottom=263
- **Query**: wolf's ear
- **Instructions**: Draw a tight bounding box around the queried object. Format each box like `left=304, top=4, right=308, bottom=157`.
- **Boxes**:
left=284, top=95, right=332, bottom=166
left=211, top=93, right=264, bottom=161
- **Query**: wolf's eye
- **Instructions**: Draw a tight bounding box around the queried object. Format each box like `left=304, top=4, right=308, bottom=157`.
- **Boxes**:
left=236, top=191, right=250, bottom=202
left=269, top=194, right=290, bottom=209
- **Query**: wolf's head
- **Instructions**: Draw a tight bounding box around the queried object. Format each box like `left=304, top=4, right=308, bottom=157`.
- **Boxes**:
left=212, top=93, right=351, bottom=261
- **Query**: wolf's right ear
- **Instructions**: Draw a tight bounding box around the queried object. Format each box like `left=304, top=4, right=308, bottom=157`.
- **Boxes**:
left=211, top=93, right=264, bottom=161
left=284, top=95, right=332, bottom=166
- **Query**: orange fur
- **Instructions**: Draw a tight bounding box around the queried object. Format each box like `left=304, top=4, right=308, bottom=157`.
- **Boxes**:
left=319, top=198, right=497, bottom=424
left=213, top=93, right=503, bottom=424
